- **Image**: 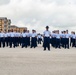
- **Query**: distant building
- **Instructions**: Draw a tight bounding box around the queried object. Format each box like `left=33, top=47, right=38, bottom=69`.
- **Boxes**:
left=7, top=19, right=11, bottom=31
left=10, top=25, right=27, bottom=32
left=0, top=17, right=27, bottom=32
left=10, top=25, right=18, bottom=31
left=19, top=27, right=27, bottom=32
left=0, top=17, right=11, bottom=32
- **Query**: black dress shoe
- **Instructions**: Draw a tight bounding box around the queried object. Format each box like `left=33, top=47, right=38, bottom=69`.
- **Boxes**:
left=48, top=49, right=50, bottom=51
left=44, top=49, right=46, bottom=51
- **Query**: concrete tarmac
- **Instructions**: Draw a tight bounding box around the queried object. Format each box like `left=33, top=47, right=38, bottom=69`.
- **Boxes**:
left=0, top=46, right=76, bottom=75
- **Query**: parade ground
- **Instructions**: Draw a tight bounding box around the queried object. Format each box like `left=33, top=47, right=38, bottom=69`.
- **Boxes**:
left=0, top=45, right=76, bottom=75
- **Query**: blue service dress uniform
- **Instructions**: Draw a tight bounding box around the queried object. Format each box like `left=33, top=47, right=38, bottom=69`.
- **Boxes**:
left=27, top=32, right=31, bottom=46
left=72, top=34, right=76, bottom=47
left=10, top=32, right=15, bottom=48
left=7, top=32, right=11, bottom=47
left=37, top=34, right=42, bottom=44
left=0, top=32, right=5, bottom=48
left=43, top=30, right=51, bottom=50
left=22, top=32, right=28, bottom=48
left=56, top=33, right=61, bottom=48
left=30, top=32, right=37, bottom=48
left=4, top=32, right=8, bottom=47
left=65, top=33, right=70, bottom=49
left=61, top=33, right=66, bottom=48
left=51, top=32, right=56, bottom=48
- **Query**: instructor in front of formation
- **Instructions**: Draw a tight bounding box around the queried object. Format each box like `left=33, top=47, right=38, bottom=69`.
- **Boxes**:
left=43, top=26, right=51, bottom=51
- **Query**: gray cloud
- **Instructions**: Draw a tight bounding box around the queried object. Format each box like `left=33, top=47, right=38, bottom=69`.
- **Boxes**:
left=0, top=0, right=10, bottom=5
left=0, top=0, right=76, bottom=33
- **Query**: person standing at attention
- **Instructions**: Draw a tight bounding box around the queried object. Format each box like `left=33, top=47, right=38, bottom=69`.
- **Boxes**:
left=43, top=26, right=51, bottom=51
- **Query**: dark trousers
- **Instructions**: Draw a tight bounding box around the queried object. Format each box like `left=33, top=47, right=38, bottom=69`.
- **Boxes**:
left=50, top=38, right=52, bottom=44
left=61, top=38, right=66, bottom=48
left=72, top=39, right=75, bottom=47
left=70, top=38, right=73, bottom=47
left=56, top=38, right=61, bottom=48
left=5, top=37, right=8, bottom=47
left=75, top=39, right=76, bottom=47
left=65, top=38, right=69, bottom=49
left=13, top=37, right=18, bottom=47
left=43, top=37, right=50, bottom=50
left=7, top=37, right=10, bottom=47
left=19, top=37, right=21, bottom=46
left=35, top=38, right=37, bottom=47
left=27, top=37, right=30, bottom=46
left=61, top=38, right=63, bottom=46
left=31, top=37, right=37, bottom=48
left=20, top=37, right=22, bottom=46
left=0, top=38, right=1, bottom=47
left=17, top=37, right=20, bottom=46
left=0, top=38, right=5, bottom=48
left=9, top=37, right=15, bottom=48
left=51, top=38, right=56, bottom=48
left=38, top=38, right=41, bottom=44
left=15, top=37, right=20, bottom=47
left=22, top=37, right=27, bottom=48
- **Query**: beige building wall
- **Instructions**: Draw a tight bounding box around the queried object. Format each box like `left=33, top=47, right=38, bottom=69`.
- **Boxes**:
left=0, top=17, right=27, bottom=33
left=10, top=25, right=27, bottom=33
left=0, top=17, right=11, bottom=32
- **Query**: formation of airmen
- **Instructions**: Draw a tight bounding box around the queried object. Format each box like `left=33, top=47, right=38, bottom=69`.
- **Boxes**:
left=0, top=26, right=76, bottom=51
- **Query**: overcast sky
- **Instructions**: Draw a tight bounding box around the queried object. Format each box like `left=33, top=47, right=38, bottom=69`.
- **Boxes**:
left=0, top=0, right=76, bottom=33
